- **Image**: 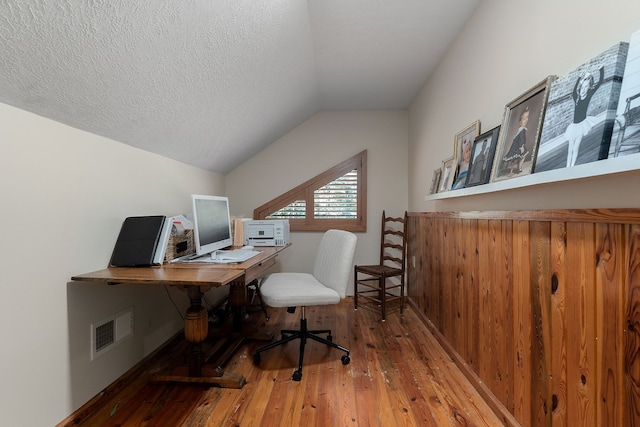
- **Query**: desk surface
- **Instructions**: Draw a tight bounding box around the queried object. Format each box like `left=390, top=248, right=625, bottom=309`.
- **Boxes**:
left=71, top=246, right=287, bottom=287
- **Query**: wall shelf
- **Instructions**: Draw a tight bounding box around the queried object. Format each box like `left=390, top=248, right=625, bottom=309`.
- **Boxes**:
left=425, top=154, right=640, bottom=201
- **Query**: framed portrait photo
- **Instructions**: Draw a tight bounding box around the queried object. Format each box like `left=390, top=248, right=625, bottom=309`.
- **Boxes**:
left=429, top=168, right=442, bottom=195
left=438, top=157, right=456, bottom=193
left=490, top=76, right=556, bottom=183
left=465, top=125, right=500, bottom=187
left=451, top=120, right=480, bottom=190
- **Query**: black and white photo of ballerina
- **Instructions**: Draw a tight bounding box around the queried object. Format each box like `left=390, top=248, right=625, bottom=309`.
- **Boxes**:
left=565, top=65, right=603, bottom=167
left=535, top=42, right=628, bottom=172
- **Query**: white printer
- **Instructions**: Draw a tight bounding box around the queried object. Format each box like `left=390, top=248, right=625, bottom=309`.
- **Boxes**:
left=243, top=220, right=290, bottom=246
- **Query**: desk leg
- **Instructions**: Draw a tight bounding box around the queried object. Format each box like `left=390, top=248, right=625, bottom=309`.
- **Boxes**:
left=227, top=280, right=274, bottom=341
left=184, top=287, right=208, bottom=377
left=152, top=286, right=247, bottom=388
left=227, top=280, right=245, bottom=332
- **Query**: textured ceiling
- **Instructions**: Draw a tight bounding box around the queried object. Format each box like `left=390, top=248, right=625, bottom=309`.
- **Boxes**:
left=0, top=0, right=478, bottom=173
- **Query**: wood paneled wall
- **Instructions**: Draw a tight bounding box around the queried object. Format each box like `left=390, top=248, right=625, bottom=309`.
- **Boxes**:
left=406, top=209, right=640, bottom=427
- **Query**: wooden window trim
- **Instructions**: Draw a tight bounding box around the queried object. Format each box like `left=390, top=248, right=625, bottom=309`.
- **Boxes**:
left=254, top=150, right=367, bottom=232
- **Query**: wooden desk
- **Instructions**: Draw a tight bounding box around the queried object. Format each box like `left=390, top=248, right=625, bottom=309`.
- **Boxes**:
left=71, top=246, right=288, bottom=389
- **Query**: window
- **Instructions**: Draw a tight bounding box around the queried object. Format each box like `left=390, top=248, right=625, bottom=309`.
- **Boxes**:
left=254, top=150, right=367, bottom=232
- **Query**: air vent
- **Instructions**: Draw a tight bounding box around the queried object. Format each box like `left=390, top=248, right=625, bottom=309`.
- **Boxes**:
left=95, top=320, right=115, bottom=353
left=91, top=307, right=133, bottom=361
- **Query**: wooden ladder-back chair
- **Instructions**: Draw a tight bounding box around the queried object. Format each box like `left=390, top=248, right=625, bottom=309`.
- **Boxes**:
left=354, top=210, right=407, bottom=321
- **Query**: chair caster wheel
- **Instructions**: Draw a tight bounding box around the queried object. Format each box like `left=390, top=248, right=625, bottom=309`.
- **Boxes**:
left=253, top=353, right=261, bottom=364
left=341, top=355, right=350, bottom=365
left=292, top=370, right=302, bottom=381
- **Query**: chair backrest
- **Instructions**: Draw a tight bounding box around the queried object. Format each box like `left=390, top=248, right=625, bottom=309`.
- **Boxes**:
left=379, top=210, right=408, bottom=271
left=313, top=229, right=358, bottom=298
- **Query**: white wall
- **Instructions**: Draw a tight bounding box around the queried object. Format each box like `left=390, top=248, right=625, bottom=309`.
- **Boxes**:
left=0, top=103, right=225, bottom=425
left=226, top=110, right=409, bottom=295
left=409, top=0, right=640, bottom=212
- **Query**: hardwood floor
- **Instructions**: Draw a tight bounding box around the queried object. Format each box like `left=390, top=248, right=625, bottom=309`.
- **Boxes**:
left=62, top=299, right=505, bottom=426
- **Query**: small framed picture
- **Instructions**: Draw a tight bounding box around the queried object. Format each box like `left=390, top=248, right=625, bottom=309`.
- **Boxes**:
left=429, top=168, right=442, bottom=195
left=491, top=76, right=556, bottom=183
left=451, top=120, right=480, bottom=190
left=454, top=121, right=480, bottom=163
left=438, top=157, right=457, bottom=193
left=465, top=126, right=500, bottom=187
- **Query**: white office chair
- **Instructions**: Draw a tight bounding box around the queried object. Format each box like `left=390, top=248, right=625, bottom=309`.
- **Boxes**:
left=253, top=229, right=357, bottom=381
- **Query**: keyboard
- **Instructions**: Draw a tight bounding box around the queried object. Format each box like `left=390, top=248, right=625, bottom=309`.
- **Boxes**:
left=169, top=249, right=260, bottom=264
left=211, top=249, right=261, bottom=263
left=169, top=252, right=207, bottom=263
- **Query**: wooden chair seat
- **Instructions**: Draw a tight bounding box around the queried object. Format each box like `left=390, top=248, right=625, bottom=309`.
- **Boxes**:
left=355, top=264, right=402, bottom=276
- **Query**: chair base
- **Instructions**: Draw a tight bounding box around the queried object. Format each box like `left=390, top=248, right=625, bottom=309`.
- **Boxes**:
left=253, top=308, right=350, bottom=381
left=354, top=272, right=405, bottom=321
left=354, top=291, right=404, bottom=322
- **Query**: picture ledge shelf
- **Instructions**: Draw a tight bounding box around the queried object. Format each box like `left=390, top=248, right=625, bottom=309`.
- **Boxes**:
left=425, top=153, right=640, bottom=201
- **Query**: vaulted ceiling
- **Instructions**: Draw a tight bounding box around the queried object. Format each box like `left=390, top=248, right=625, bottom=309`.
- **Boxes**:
left=0, top=0, right=478, bottom=173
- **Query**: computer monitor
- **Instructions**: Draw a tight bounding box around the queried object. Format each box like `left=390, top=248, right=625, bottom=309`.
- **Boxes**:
left=191, top=194, right=233, bottom=256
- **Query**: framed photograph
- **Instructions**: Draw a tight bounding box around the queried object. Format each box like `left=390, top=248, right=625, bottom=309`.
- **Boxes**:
left=609, top=32, right=640, bottom=158
left=451, top=120, right=480, bottom=190
left=465, top=126, right=500, bottom=187
left=536, top=42, right=628, bottom=169
left=429, top=168, right=442, bottom=195
left=438, top=157, right=457, bottom=193
left=490, top=76, right=556, bottom=183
